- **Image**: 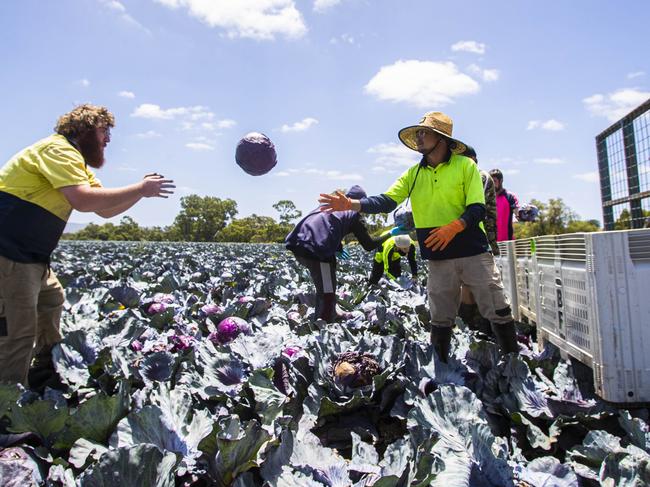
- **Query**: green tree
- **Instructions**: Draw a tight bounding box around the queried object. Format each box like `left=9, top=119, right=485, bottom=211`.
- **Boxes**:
left=614, top=209, right=632, bottom=230
left=113, top=216, right=143, bottom=241
left=514, top=198, right=600, bottom=238
left=172, top=195, right=238, bottom=242
left=142, top=226, right=168, bottom=241
left=72, top=222, right=118, bottom=241
left=217, top=214, right=288, bottom=243
left=272, top=200, right=302, bottom=224
left=566, top=220, right=600, bottom=233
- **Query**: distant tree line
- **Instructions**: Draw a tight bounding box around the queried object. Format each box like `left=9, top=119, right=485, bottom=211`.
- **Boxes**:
left=514, top=198, right=601, bottom=238
left=63, top=195, right=607, bottom=243
left=62, top=196, right=305, bottom=243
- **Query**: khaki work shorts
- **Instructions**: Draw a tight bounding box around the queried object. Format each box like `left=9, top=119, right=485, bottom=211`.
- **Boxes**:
left=426, top=252, right=513, bottom=328
left=0, top=255, right=64, bottom=385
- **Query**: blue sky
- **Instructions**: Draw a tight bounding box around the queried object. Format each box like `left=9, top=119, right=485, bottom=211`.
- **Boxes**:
left=1, top=0, right=649, bottom=227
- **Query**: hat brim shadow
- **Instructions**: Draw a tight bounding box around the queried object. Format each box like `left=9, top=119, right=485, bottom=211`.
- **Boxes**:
left=398, top=125, right=467, bottom=154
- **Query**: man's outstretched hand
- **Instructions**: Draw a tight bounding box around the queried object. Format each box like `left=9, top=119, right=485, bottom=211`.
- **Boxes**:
left=141, top=174, right=175, bottom=198
left=318, top=191, right=352, bottom=212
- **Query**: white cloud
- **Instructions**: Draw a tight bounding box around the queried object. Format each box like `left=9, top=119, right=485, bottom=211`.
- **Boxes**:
left=583, top=88, right=650, bottom=122
left=314, top=0, right=343, bottom=11
left=274, top=171, right=291, bottom=177
left=451, top=40, right=486, bottom=54
left=627, top=71, right=645, bottom=79
left=118, top=90, right=135, bottom=99
left=186, top=142, right=215, bottom=151
left=320, top=169, right=363, bottom=181
left=281, top=117, right=319, bottom=133
left=365, top=60, right=480, bottom=108
left=502, top=169, right=520, bottom=175
left=367, top=142, right=415, bottom=173
left=330, top=33, right=355, bottom=45
left=135, top=130, right=162, bottom=138
left=534, top=157, right=565, bottom=165
left=77, top=78, right=90, bottom=87
left=100, top=0, right=150, bottom=34
left=131, top=104, right=214, bottom=122
left=481, top=69, right=499, bottom=82
left=277, top=167, right=362, bottom=181
left=132, top=104, right=180, bottom=119
left=153, top=0, right=306, bottom=40
left=573, top=171, right=600, bottom=183
left=467, top=64, right=499, bottom=82
left=527, top=119, right=566, bottom=131
left=102, top=0, right=126, bottom=12
left=217, top=119, right=237, bottom=129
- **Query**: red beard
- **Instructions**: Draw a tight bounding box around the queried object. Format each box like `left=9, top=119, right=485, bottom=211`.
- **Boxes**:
left=78, top=130, right=105, bottom=168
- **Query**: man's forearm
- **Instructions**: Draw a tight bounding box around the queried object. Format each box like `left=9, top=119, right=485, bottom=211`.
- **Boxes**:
left=96, top=193, right=143, bottom=218
left=359, top=194, right=398, bottom=214
left=63, top=183, right=144, bottom=212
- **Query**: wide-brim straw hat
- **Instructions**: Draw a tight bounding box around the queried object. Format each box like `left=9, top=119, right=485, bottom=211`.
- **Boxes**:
left=398, top=111, right=467, bottom=154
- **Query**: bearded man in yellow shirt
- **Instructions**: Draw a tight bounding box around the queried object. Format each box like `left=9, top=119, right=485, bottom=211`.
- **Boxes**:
left=0, top=104, right=175, bottom=388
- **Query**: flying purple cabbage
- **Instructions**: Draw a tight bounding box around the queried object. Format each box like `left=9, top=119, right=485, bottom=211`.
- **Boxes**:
left=235, top=132, right=277, bottom=176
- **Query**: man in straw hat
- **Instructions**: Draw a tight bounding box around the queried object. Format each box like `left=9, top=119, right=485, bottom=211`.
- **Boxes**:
left=319, top=111, right=518, bottom=362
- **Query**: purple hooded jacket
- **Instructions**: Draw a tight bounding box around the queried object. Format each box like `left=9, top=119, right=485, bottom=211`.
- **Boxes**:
left=285, top=185, right=387, bottom=262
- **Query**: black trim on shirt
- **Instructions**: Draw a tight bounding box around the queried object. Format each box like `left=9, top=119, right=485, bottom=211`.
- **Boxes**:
left=0, top=191, right=66, bottom=263
left=460, top=203, right=486, bottom=228
left=415, top=225, right=489, bottom=260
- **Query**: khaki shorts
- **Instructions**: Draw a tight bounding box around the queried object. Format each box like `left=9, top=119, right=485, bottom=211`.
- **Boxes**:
left=427, top=252, right=513, bottom=328
left=0, top=256, right=64, bottom=385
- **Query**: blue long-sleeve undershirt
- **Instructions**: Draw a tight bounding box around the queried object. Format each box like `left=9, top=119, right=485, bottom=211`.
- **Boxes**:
left=359, top=194, right=397, bottom=214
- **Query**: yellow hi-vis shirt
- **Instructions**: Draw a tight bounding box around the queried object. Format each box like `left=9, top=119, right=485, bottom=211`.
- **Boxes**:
left=0, top=134, right=101, bottom=262
left=383, top=154, right=489, bottom=260
left=384, top=153, right=485, bottom=228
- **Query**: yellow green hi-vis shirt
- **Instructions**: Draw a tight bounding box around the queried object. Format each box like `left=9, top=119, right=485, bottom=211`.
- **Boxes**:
left=384, top=153, right=489, bottom=260
left=0, top=134, right=101, bottom=263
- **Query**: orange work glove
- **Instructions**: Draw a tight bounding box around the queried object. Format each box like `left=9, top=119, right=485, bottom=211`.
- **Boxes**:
left=424, top=219, right=466, bottom=251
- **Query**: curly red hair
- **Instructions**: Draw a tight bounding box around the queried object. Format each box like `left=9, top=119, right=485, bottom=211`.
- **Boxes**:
left=55, top=104, right=115, bottom=139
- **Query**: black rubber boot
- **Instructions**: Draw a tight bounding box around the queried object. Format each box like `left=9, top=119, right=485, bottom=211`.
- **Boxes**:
left=318, top=293, right=337, bottom=322
left=28, top=345, right=63, bottom=392
left=430, top=326, right=453, bottom=363
left=476, top=317, right=493, bottom=337
left=458, top=303, right=478, bottom=329
left=491, top=321, right=519, bottom=355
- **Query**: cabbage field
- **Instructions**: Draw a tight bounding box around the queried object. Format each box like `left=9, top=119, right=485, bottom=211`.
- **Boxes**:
left=1, top=241, right=649, bottom=486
